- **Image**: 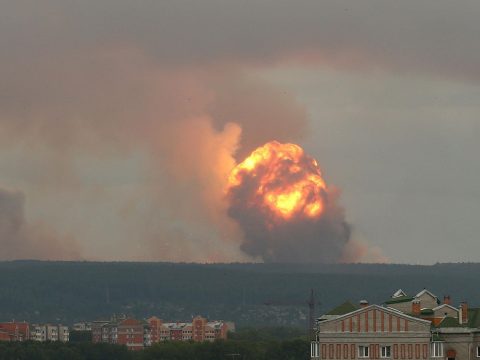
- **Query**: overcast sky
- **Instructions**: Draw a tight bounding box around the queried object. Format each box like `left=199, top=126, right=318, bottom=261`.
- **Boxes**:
left=0, top=0, right=479, bottom=263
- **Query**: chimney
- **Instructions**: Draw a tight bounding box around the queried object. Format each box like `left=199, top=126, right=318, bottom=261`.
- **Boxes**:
left=460, top=302, right=468, bottom=325
left=359, top=300, right=369, bottom=308
left=443, top=295, right=451, bottom=305
left=412, top=300, right=421, bottom=316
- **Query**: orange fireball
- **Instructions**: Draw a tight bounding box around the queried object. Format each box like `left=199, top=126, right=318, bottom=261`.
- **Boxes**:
left=227, top=141, right=327, bottom=220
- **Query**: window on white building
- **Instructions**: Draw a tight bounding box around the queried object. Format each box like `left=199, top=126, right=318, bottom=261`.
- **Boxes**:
left=359, top=345, right=369, bottom=358
left=310, top=342, right=319, bottom=358
left=381, top=346, right=391, bottom=358
left=476, top=346, right=480, bottom=357
left=431, top=342, right=444, bottom=358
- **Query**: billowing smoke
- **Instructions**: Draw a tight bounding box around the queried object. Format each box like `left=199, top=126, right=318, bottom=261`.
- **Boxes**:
left=0, top=1, right=394, bottom=262
left=0, top=188, right=81, bottom=260
left=0, top=49, right=306, bottom=261
left=226, top=141, right=351, bottom=262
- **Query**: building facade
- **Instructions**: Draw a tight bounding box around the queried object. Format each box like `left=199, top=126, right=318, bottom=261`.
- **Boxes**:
left=91, top=315, right=232, bottom=350
left=147, top=315, right=231, bottom=343
left=312, top=289, right=480, bottom=360
left=92, top=319, right=119, bottom=345
left=0, top=322, right=30, bottom=342
left=117, top=318, right=150, bottom=351
left=148, top=316, right=163, bottom=343
left=92, top=316, right=151, bottom=350
left=30, top=324, right=69, bottom=342
left=73, top=322, right=92, bottom=331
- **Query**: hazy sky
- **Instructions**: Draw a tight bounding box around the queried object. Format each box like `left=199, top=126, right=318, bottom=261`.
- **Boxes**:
left=0, top=1, right=479, bottom=263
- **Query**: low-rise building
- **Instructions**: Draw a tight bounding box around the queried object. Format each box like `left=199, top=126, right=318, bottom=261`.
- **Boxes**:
left=311, top=289, right=480, bottom=360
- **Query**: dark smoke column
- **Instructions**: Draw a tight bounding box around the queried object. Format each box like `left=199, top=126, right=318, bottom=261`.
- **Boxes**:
left=226, top=141, right=350, bottom=263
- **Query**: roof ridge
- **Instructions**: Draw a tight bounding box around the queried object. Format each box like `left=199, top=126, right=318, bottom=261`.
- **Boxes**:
left=325, top=301, right=359, bottom=315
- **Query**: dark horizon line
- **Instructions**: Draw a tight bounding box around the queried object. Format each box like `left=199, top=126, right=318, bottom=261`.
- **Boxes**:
left=0, top=259, right=478, bottom=267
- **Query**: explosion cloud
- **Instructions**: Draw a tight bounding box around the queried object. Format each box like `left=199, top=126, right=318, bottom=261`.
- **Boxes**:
left=226, top=141, right=351, bottom=263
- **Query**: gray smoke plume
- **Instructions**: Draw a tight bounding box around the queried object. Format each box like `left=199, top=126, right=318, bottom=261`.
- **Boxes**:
left=0, top=188, right=81, bottom=260
left=226, top=147, right=351, bottom=263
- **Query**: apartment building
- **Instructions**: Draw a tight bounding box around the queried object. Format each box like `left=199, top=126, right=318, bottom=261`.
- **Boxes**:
left=0, top=322, right=30, bottom=341
left=118, top=318, right=150, bottom=351
left=147, top=315, right=231, bottom=343
left=92, top=316, right=151, bottom=350
left=30, top=324, right=69, bottom=342
left=92, top=320, right=119, bottom=344
left=311, top=289, right=480, bottom=360
left=91, top=315, right=232, bottom=349
left=73, top=322, right=92, bottom=331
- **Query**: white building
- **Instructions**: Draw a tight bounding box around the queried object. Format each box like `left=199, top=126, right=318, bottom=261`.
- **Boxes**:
left=30, top=324, right=69, bottom=342
left=73, top=322, right=92, bottom=331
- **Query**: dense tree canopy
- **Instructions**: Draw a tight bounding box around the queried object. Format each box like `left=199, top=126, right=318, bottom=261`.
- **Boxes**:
left=0, top=339, right=309, bottom=360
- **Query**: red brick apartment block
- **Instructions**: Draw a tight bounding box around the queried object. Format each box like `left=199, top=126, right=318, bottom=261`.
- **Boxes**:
left=0, top=330, right=11, bottom=341
left=148, top=316, right=163, bottom=343
left=0, top=322, right=30, bottom=341
left=117, top=318, right=146, bottom=351
left=93, top=315, right=232, bottom=349
left=169, top=325, right=184, bottom=341
left=147, top=316, right=232, bottom=343
left=192, top=316, right=207, bottom=342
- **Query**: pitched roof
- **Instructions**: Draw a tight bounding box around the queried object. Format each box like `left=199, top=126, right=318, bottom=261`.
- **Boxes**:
left=392, top=289, right=407, bottom=298
left=420, top=308, right=434, bottom=315
left=467, top=308, right=480, bottom=328
left=432, top=304, right=459, bottom=313
left=385, top=295, right=414, bottom=304
left=415, top=289, right=438, bottom=300
left=325, top=301, right=359, bottom=315
left=432, top=308, right=480, bottom=329
left=323, top=304, right=431, bottom=325
left=437, top=317, right=462, bottom=328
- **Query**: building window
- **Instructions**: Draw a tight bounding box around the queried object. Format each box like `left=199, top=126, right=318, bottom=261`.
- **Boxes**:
left=476, top=346, right=480, bottom=357
left=431, top=342, right=443, bottom=358
left=381, top=346, right=391, bottom=358
left=359, top=346, right=369, bottom=358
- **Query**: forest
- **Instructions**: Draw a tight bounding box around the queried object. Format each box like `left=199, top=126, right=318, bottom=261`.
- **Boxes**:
left=0, top=338, right=309, bottom=360
left=0, top=261, right=479, bottom=327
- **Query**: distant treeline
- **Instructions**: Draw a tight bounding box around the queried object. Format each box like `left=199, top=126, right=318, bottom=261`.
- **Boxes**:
left=1, top=261, right=480, bottom=327
left=0, top=338, right=309, bottom=360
